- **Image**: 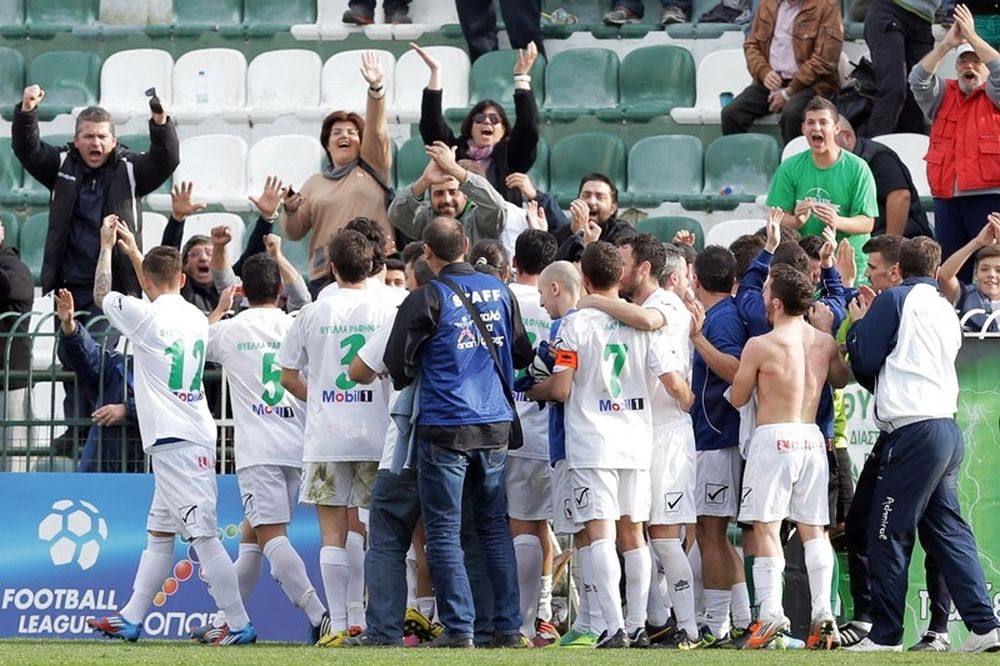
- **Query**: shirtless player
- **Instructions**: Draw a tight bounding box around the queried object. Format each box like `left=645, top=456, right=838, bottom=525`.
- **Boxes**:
left=728, top=264, right=849, bottom=650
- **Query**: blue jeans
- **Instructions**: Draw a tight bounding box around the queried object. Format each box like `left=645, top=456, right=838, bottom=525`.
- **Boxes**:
left=365, top=469, right=421, bottom=644
left=418, top=439, right=521, bottom=639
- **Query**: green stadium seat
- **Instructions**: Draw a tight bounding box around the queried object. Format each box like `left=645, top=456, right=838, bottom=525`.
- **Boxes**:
left=622, top=136, right=702, bottom=207
left=220, top=0, right=316, bottom=39
left=13, top=0, right=98, bottom=38
left=549, top=133, right=626, bottom=206
left=445, top=49, right=545, bottom=122
left=527, top=137, right=549, bottom=194
left=0, top=49, right=24, bottom=113
left=20, top=134, right=72, bottom=206
left=0, top=0, right=25, bottom=38
left=18, top=212, right=48, bottom=286
left=147, top=0, right=242, bottom=38
left=597, top=45, right=694, bottom=122
left=395, top=137, right=429, bottom=189
left=20, top=51, right=102, bottom=122
left=0, top=138, right=24, bottom=207
left=0, top=211, right=20, bottom=251
left=543, top=48, right=619, bottom=122
left=693, top=134, right=780, bottom=211
left=634, top=216, right=705, bottom=250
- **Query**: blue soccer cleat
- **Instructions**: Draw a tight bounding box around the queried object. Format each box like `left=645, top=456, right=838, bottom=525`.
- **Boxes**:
left=87, top=614, right=142, bottom=642
left=211, top=622, right=258, bottom=646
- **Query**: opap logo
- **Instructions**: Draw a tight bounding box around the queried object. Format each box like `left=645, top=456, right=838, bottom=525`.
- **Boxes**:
left=37, top=499, right=109, bottom=571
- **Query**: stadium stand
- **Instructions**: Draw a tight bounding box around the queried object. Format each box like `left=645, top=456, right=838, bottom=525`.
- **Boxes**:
left=871, top=132, right=931, bottom=199
left=170, top=48, right=247, bottom=123
left=311, top=49, right=396, bottom=120
left=704, top=217, right=765, bottom=248
left=17, top=212, right=48, bottom=286
left=247, top=49, right=324, bottom=124
left=542, top=47, right=619, bottom=121
left=394, top=45, right=469, bottom=123
left=92, top=49, right=174, bottom=125
left=177, top=211, right=246, bottom=257
left=597, top=44, right=695, bottom=122
left=635, top=215, right=705, bottom=250
left=445, top=48, right=546, bottom=121
left=240, top=134, right=325, bottom=212
left=549, top=132, right=626, bottom=206
left=622, top=135, right=703, bottom=207
left=147, top=134, right=247, bottom=211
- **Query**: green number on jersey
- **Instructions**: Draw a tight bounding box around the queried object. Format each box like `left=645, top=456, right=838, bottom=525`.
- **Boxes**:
left=261, top=351, right=285, bottom=406
left=603, top=343, right=628, bottom=399
left=163, top=339, right=208, bottom=392
left=335, top=333, right=367, bottom=390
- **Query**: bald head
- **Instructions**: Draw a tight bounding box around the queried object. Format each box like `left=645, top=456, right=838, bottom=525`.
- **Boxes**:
left=423, top=216, right=466, bottom=262
left=835, top=116, right=857, bottom=151
left=539, top=260, right=582, bottom=319
left=540, top=260, right=581, bottom=296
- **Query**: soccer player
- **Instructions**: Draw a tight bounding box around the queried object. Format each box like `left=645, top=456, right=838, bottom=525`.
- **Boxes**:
left=198, top=253, right=328, bottom=642
left=576, top=236, right=701, bottom=648
left=506, top=229, right=557, bottom=644
left=729, top=265, right=850, bottom=649
left=277, top=230, right=396, bottom=642
left=530, top=242, right=692, bottom=648
left=87, top=216, right=255, bottom=645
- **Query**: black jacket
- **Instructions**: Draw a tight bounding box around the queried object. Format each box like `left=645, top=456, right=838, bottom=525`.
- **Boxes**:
left=554, top=217, right=637, bottom=263
left=12, top=104, right=179, bottom=298
left=0, top=244, right=34, bottom=390
left=420, top=88, right=539, bottom=204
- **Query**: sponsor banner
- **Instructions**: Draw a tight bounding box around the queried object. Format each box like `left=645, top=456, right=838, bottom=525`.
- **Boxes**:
left=0, top=473, right=321, bottom=641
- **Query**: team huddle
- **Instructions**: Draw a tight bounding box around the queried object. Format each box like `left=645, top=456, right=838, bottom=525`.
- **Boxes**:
left=81, top=204, right=998, bottom=651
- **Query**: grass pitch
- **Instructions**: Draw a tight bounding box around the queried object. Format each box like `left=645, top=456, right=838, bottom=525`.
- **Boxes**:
left=0, top=641, right=992, bottom=665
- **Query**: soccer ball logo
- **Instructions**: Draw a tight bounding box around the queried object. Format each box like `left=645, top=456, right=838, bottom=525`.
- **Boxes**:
left=37, top=499, right=108, bottom=570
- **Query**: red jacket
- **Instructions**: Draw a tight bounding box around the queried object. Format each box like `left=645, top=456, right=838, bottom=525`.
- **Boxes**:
left=926, top=79, right=1000, bottom=198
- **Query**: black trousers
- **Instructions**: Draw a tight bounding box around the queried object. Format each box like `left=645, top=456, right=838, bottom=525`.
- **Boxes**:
left=844, top=433, right=952, bottom=634
left=455, top=0, right=545, bottom=64
left=720, top=80, right=815, bottom=146
left=350, top=0, right=412, bottom=12
left=864, top=0, right=934, bottom=135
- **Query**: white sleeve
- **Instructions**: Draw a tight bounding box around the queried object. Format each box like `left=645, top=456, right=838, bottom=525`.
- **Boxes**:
left=206, top=320, right=230, bottom=364
left=357, top=320, right=391, bottom=374
left=648, top=329, right=682, bottom=376
left=102, top=291, right=152, bottom=339
left=552, top=317, right=579, bottom=374
left=275, top=314, right=308, bottom=370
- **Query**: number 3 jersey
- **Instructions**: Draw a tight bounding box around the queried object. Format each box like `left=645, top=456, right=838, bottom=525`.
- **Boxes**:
left=553, top=308, right=681, bottom=470
left=103, top=292, right=217, bottom=454
left=276, top=286, right=396, bottom=463
left=207, top=308, right=305, bottom=470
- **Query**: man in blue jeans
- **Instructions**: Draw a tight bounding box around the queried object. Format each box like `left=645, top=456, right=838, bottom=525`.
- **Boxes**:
left=384, top=217, right=534, bottom=647
left=845, top=237, right=1000, bottom=652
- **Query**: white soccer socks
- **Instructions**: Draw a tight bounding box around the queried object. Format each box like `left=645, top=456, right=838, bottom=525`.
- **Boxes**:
left=320, top=546, right=350, bottom=632
left=345, top=532, right=366, bottom=630
left=513, top=533, right=544, bottom=637
left=753, top=556, right=785, bottom=622
left=192, top=536, right=251, bottom=629
left=234, top=542, right=263, bottom=602
left=590, top=539, right=625, bottom=635
left=646, top=552, right=671, bottom=627
left=651, top=538, right=698, bottom=636
left=731, top=581, right=752, bottom=629
left=622, top=546, right=651, bottom=634
left=119, top=535, right=175, bottom=625
left=803, top=537, right=835, bottom=621
left=263, top=536, right=327, bottom=626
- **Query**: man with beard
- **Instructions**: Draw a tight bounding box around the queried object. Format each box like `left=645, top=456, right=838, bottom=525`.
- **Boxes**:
left=766, top=97, right=878, bottom=283
left=388, top=141, right=506, bottom=247
left=910, top=4, right=1000, bottom=282
left=554, top=174, right=636, bottom=264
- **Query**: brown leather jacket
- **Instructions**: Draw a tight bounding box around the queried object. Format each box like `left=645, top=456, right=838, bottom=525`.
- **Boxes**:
left=744, top=0, right=844, bottom=99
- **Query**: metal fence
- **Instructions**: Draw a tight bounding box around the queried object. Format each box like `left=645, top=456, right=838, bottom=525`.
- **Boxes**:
left=0, top=307, right=235, bottom=473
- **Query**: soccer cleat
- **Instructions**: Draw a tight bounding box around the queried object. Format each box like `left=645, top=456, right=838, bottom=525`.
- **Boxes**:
left=190, top=622, right=225, bottom=644
left=655, top=628, right=706, bottom=650
left=806, top=616, right=840, bottom=650
left=845, top=637, right=903, bottom=651
left=320, top=627, right=362, bottom=648
left=838, top=620, right=870, bottom=647
left=744, top=616, right=791, bottom=650
left=402, top=635, right=421, bottom=647
left=211, top=622, right=257, bottom=646
left=697, top=625, right=727, bottom=648
left=909, top=630, right=950, bottom=651
left=959, top=627, right=1000, bottom=653
left=595, top=628, right=629, bottom=648
left=310, top=611, right=331, bottom=645
left=557, top=628, right=599, bottom=647
left=646, top=618, right=678, bottom=645
left=534, top=618, right=561, bottom=646
left=417, top=632, right=474, bottom=648
left=602, top=7, right=641, bottom=24
left=628, top=627, right=650, bottom=648
left=403, top=607, right=436, bottom=642
left=723, top=624, right=750, bottom=649
left=341, top=632, right=397, bottom=647
left=493, top=632, right=531, bottom=648
left=87, top=615, right=142, bottom=642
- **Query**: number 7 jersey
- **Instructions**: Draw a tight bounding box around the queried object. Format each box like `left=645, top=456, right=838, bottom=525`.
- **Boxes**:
left=103, top=292, right=217, bottom=453
left=276, top=286, right=396, bottom=463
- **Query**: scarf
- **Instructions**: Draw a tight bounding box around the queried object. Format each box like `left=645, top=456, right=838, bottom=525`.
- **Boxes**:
left=466, top=139, right=494, bottom=173
left=322, top=158, right=358, bottom=180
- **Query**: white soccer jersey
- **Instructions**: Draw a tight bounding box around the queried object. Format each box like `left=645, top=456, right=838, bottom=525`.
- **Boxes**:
left=641, top=288, right=693, bottom=426
left=355, top=319, right=401, bottom=471
left=276, top=286, right=395, bottom=463
left=102, top=292, right=216, bottom=453
left=508, top=282, right=552, bottom=461
left=206, top=307, right=306, bottom=470
left=322, top=277, right=407, bottom=307
left=554, top=308, right=680, bottom=470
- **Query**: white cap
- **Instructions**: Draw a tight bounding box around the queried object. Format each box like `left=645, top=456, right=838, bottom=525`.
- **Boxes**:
left=956, top=43, right=977, bottom=57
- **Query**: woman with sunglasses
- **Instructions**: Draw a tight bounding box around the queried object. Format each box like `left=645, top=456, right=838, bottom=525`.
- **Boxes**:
left=411, top=42, right=540, bottom=205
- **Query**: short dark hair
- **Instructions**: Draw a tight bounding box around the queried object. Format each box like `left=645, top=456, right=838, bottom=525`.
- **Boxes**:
left=385, top=257, right=405, bottom=272
left=863, top=234, right=903, bottom=265
left=581, top=241, right=623, bottom=290
left=579, top=172, right=618, bottom=205
left=423, top=217, right=465, bottom=262
left=460, top=100, right=511, bottom=144
left=976, top=243, right=1000, bottom=267
left=767, top=264, right=815, bottom=316
left=514, top=229, right=557, bottom=276
left=241, top=253, right=281, bottom=305
left=412, top=256, right=435, bottom=287
left=798, top=235, right=825, bottom=261
left=330, top=229, right=374, bottom=283
left=804, top=96, right=839, bottom=122
left=181, top=235, right=211, bottom=265
left=772, top=241, right=812, bottom=276
left=401, top=240, right=425, bottom=266
left=75, top=106, right=116, bottom=136
left=898, top=236, right=941, bottom=278
left=470, top=239, right=509, bottom=277
left=320, top=110, right=364, bottom=164
left=618, top=233, right=666, bottom=279
left=694, top=245, right=737, bottom=294
left=730, top=233, right=766, bottom=279
left=142, top=246, right=182, bottom=286
left=345, top=217, right=386, bottom=276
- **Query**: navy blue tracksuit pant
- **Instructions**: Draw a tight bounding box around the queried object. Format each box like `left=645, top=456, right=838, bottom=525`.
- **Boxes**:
left=868, top=418, right=999, bottom=646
